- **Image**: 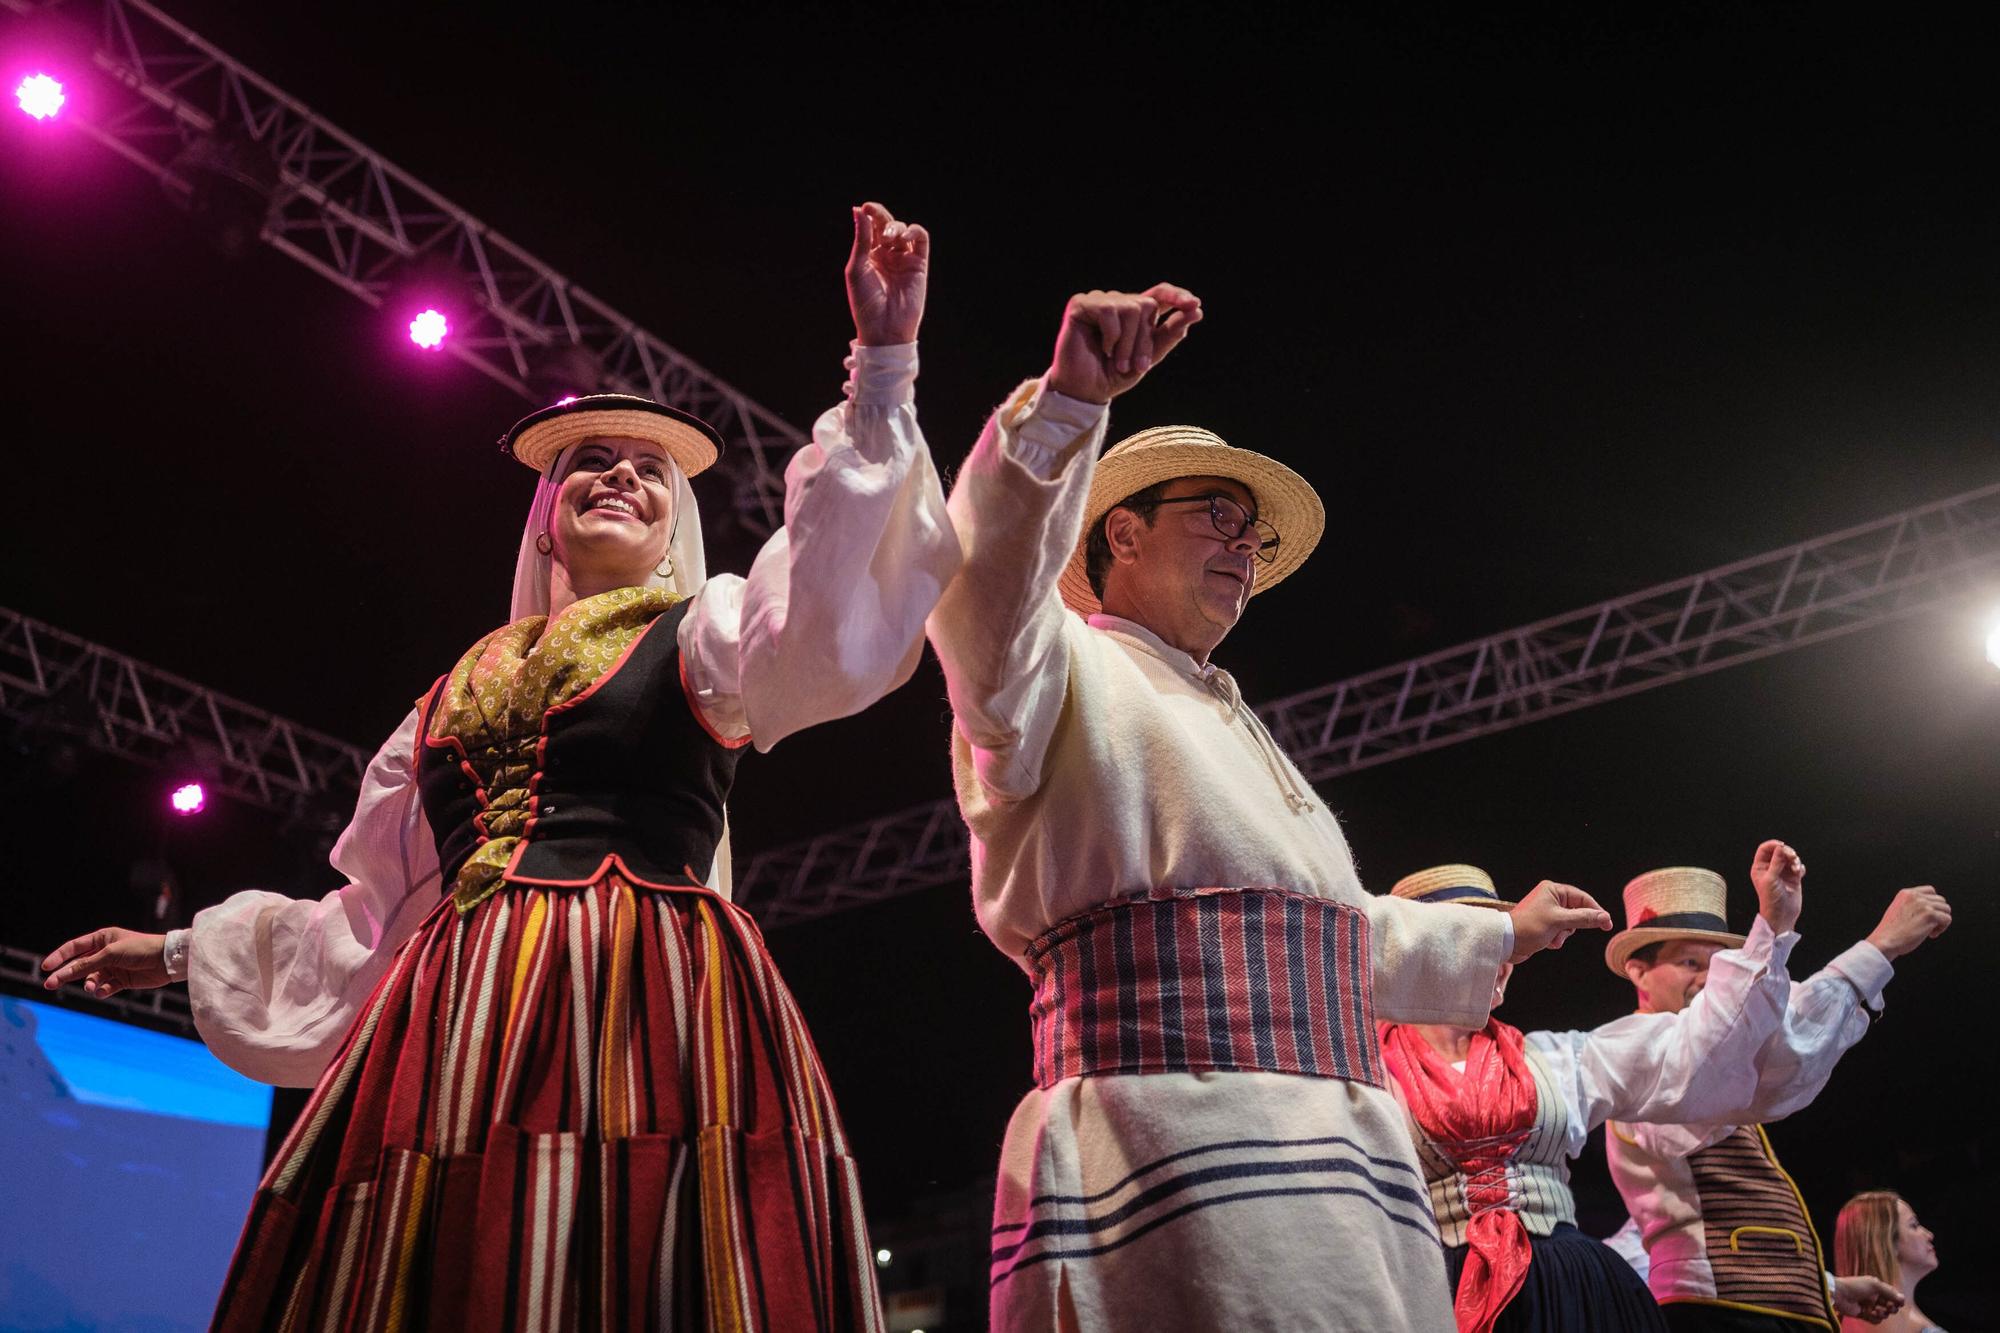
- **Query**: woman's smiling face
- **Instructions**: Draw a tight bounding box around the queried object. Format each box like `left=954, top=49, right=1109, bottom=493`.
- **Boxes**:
left=551, top=436, right=676, bottom=590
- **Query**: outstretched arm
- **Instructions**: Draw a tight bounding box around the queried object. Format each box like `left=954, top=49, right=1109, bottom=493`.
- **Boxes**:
left=1747, top=883, right=1950, bottom=1122
left=42, top=708, right=444, bottom=1086
left=679, top=203, right=961, bottom=750
left=928, top=284, right=1202, bottom=800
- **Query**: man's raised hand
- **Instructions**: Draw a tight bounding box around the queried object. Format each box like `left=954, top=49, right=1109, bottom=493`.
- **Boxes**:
left=847, top=202, right=929, bottom=347
left=1506, top=880, right=1614, bottom=963
left=1749, top=839, right=1805, bottom=935
left=1046, top=284, right=1203, bottom=405
left=1866, top=886, right=1952, bottom=961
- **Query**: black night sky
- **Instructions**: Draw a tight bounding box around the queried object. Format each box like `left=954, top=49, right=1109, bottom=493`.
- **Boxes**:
left=3, top=3, right=1995, bottom=1323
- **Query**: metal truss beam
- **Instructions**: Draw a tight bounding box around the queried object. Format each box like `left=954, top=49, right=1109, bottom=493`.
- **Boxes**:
left=6, top=464, right=1998, bottom=927
left=730, top=480, right=2000, bottom=927
left=2, top=0, right=798, bottom=532
left=0, top=606, right=369, bottom=820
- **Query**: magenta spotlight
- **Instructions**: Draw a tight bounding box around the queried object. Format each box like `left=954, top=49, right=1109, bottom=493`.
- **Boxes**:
left=169, top=781, right=206, bottom=815
left=15, top=73, right=65, bottom=121
left=408, top=308, right=448, bottom=350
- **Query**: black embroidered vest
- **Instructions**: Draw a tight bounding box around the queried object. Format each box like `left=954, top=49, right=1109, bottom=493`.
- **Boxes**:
left=415, top=598, right=743, bottom=904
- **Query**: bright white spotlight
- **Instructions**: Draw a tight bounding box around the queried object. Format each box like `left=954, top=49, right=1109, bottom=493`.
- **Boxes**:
left=1986, top=627, right=2000, bottom=670
left=15, top=73, right=65, bottom=121
left=408, top=307, right=448, bottom=350
left=874, top=1248, right=891, bottom=1268
left=170, top=781, right=206, bottom=815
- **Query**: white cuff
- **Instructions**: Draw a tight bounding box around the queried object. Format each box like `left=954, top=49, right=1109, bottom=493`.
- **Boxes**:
left=843, top=341, right=918, bottom=406
left=162, top=928, right=191, bottom=983
left=1001, top=377, right=1108, bottom=478
left=1748, top=915, right=1795, bottom=970
left=1827, top=940, right=1894, bottom=1011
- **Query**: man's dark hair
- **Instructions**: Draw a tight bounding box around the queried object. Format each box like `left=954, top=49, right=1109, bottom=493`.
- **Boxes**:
left=1084, top=481, right=1174, bottom=598
left=1627, top=942, right=1664, bottom=969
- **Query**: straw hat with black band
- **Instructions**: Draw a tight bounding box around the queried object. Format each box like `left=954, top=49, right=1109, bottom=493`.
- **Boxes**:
left=1389, top=864, right=1514, bottom=911
left=1604, top=867, right=1745, bottom=977
left=498, top=392, right=727, bottom=623
left=1057, top=425, right=1327, bottom=617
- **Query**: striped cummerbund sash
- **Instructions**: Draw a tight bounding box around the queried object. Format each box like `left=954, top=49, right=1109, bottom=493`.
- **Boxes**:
left=1025, top=886, right=1381, bottom=1090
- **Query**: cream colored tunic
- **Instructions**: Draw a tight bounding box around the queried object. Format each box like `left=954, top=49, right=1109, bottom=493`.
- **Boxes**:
left=927, top=379, right=1515, bottom=1332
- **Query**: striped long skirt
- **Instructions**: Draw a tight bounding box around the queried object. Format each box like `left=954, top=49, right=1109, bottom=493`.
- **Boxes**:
left=211, top=874, right=884, bottom=1332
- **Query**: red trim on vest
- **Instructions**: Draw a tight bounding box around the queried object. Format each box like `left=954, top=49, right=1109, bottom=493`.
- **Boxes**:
left=498, top=845, right=705, bottom=894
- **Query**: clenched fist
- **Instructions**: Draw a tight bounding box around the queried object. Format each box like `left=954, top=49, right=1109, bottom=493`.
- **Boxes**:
left=1046, top=284, right=1203, bottom=404
left=1866, top=886, right=1952, bottom=961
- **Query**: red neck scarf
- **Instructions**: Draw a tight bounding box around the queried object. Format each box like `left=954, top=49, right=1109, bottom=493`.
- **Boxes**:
left=1381, top=1018, right=1538, bottom=1333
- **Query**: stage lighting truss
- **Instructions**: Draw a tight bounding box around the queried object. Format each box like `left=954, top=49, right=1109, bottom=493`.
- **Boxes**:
left=0, top=606, right=370, bottom=822
left=729, top=479, right=2000, bottom=926
left=0, top=0, right=796, bottom=533
left=3, top=483, right=1998, bottom=926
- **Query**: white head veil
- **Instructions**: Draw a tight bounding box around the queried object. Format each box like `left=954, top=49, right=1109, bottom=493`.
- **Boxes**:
left=507, top=441, right=733, bottom=894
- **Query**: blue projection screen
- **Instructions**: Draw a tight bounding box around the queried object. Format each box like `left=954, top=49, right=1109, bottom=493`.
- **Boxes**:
left=0, top=995, right=273, bottom=1333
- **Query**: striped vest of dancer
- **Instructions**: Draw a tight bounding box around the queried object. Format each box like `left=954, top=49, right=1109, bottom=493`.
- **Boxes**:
left=1025, top=884, right=1381, bottom=1089
left=1404, top=1042, right=1576, bottom=1245
left=1608, top=1121, right=1836, bottom=1329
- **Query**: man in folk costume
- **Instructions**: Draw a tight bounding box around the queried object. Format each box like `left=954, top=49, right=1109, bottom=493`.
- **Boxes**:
left=1604, top=865, right=1951, bottom=1333
left=1381, top=847, right=1839, bottom=1333
left=924, top=285, right=1615, bottom=1332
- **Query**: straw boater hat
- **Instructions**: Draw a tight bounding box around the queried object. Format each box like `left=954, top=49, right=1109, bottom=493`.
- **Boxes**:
left=1057, top=425, right=1327, bottom=616
left=500, top=392, right=724, bottom=478
left=1604, top=867, right=1744, bottom=977
left=1389, top=864, right=1513, bottom=910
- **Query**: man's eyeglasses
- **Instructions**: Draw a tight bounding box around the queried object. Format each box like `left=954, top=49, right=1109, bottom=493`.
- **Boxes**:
left=1126, top=493, right=1280, bottom=563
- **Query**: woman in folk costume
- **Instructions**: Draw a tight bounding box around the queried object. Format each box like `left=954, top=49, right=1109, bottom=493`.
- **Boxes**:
left=40, top=202, right=958, bottom=1331
left=1377, top=847, right=1816, bottom=1333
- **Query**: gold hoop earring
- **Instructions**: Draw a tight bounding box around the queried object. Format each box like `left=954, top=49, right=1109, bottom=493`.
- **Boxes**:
left=655, top=554, right=675, bottom=579
left=535, top=531, right=553, bottom=555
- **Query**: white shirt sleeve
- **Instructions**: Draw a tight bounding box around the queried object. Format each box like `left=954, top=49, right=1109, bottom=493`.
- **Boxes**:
left=1741, top=934, right=1892, bottom=1122
left=925, top=377, right=1109, bottom=801
left=1607, top=926, right=1893, bottom=1158
left=677, top=342, right=960, bottom=751
left=1528, top=916, right=1792, bottom=1154
left=183, top=708, right=443, bottom=1087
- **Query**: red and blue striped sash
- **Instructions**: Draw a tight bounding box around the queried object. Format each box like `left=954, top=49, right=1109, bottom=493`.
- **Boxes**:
left=1025, top=886, right=1381, bottom=1090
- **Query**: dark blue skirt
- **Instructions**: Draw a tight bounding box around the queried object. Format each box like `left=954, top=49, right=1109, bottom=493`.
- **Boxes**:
left=1444, top=1223, right=1667, bottom=1332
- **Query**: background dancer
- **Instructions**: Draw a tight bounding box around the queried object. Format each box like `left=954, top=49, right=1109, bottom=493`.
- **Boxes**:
left=926, top=284, right=1615, bottom=1331
left=1379, top=848, right=1812, bottom=1332
left=1605, top=868, right=1949, bottom=1332
left=40, top=201, right=957, bottom=1331
left=1834, top=1192, right=1946, bottom=1333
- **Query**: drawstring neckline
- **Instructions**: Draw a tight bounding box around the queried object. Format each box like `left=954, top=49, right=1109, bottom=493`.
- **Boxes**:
left=1203, top=671, right=1315, bottom=814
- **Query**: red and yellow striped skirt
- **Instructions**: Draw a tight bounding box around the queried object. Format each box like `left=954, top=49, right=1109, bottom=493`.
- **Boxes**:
left=211, top=874, right=884, bottom=1332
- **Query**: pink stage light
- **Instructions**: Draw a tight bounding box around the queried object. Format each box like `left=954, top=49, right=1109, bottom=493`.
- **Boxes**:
left=408, top=308, right=449, bottom=350
left=15, top=73, right=65, bottom=121
left=170, top=781, right=207, bottom=815
left=554, top=395, right=579, bottom=407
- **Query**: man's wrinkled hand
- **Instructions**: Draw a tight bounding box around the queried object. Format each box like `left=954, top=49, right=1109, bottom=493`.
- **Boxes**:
left=1045, top=284, right=1202, bottom=404
left=1507, top=881, right=1614, bottom=964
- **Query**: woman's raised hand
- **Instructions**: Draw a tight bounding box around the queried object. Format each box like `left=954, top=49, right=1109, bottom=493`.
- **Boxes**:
left=846, top=201, right=929, bottom=347
left=42, top=926, right=170, bottom=999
